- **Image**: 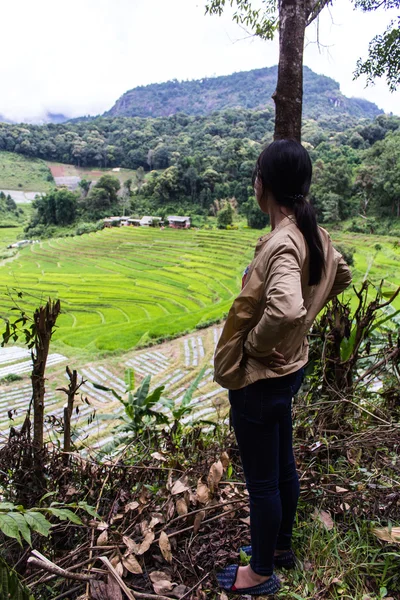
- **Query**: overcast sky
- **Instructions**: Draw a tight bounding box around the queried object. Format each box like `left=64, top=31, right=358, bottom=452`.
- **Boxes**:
left=1, top=0, right=399, bottom=122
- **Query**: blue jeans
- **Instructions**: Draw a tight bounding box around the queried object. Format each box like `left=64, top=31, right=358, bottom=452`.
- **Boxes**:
left=229, top=368, right=304, bottom=576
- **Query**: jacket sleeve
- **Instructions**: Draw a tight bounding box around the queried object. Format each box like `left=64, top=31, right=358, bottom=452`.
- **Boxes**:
left=326, top=251, right=352, bottom=302
left=244, top=241, right=307, bottom=359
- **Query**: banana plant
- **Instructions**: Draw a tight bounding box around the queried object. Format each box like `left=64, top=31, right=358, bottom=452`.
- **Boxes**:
left=164, top=365, right=207, bottom=425
left=93, top=367, right=215, bottom=454
left=93, top=370, right=169, bottom=443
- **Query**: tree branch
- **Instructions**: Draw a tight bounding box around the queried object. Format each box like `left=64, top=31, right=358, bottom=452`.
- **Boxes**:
left=27, top=557, right=95, bottom=582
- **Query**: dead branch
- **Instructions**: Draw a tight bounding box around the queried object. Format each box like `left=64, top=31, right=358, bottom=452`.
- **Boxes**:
left=97, top=556, right=136, bottom=600
left=27, top=557, right=95, bottom=582
left=58, top=367, right=86, bottom=464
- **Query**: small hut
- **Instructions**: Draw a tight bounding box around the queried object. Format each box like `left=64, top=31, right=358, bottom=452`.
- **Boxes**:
left=167, top=216, right=191, bottom=229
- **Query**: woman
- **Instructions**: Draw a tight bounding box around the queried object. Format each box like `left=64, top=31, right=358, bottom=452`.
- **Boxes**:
left=214, top=139, right=352, bottom=596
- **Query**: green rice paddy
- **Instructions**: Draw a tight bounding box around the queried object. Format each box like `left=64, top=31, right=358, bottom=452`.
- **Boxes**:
left=0, top=226, right=399, bottom=358
left=0, top=227, right=256, bottom=355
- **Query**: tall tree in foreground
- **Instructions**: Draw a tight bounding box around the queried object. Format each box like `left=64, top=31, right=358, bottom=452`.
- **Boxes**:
left=206, top=0, right=330, bottom=141
left=206, top=0, right=399, bottom=141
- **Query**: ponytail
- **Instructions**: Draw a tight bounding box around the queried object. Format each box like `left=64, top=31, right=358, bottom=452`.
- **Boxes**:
left=292, top=199, right=325, bottom=286
left=256, top=139, right=325, bottom=286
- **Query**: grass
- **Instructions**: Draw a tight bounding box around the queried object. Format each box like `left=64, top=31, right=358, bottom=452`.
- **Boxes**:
left=0, top=152, right=54, bottom=193
left=0, top=225, right=399, bottom=358
left=272, top=506, right=399, bottom=599
left=0, top=226, right=24, bottom=246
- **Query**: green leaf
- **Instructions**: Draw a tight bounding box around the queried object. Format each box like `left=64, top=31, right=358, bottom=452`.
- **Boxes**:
left=147, top=409, right=169, bottom=424
left=125, top=368, right=135, bottom=391
left=39, top=491, right=57, bottom=505
left=24, top=511, right=52, bottom=537
left=92, top=382, right=122, bottom=401
left=181, top=366, right=206, bottom=408
left=144, top=385, right=165, bottom=407
left=0, top=514, right=21, bottom=544
left=172, top=406, right=191, bottom=420
left=46, top=508, right=83, bottom=525
left=371, top=308, right=400, bottom=332
left=125, top=405, right=134, bottom=420
left=0, top=502, right=16, bottom=511
left=162, top=398, right=174, bottom=410
left=0, top=557, right=35, bottom=599
left=77, top=502, right=101, bottom=519
left=340, top=325, right=357, bottom=362
left=196, top=419, right=216, bottom=427
left=134, top=375, right=151, bottom=407
left=6, top=512, right=32, bottom=546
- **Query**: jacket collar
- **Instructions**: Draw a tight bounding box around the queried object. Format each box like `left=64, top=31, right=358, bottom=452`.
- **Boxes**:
left=256, top=215, right=297, bottom=248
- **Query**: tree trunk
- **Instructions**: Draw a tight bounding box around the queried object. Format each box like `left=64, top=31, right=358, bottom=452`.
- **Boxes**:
left=273, top=0, right=307, bottom=141
left=31, top=299, right=61, bottom=453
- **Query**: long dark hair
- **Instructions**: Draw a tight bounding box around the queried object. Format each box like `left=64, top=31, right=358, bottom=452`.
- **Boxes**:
left=254, top=139, right=325, bottom=286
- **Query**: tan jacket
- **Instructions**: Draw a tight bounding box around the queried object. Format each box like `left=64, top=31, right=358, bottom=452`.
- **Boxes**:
left=214, top=216, right=352, bottom=390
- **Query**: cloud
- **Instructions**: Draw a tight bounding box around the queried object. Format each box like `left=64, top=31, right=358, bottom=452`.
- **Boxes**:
left=0, top=0, right=398, bottom=122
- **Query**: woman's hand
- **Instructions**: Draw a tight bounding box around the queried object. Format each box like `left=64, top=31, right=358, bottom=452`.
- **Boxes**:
left=258, top=349, right=287, bottom=368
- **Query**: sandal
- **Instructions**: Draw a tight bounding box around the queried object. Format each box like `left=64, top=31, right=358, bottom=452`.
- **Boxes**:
left=217, top=564, right=281, bottom=596
left=239, top=545, right=296, bottom=569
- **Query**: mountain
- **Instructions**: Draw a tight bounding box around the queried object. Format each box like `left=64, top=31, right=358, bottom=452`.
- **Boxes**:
left=0, top=112, right=70, bottom=125
left=43, top=112, right=70, bottom=124
left=106, top=66, right=382, bottom=121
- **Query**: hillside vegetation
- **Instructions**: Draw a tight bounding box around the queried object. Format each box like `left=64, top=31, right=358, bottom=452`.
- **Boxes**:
left=0, top=151, right=54, bottom=192
left=106, top=66, right=382, bottom=120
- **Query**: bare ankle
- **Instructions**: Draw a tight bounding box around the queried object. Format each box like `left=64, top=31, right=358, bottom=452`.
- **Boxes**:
left=248, top=565, right=270, bottom=582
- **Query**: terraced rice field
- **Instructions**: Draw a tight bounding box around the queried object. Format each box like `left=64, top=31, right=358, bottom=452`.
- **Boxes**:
left=0, top=227, right=399, bottom=356
left=0, top=227, right=256, bottom=354
left=0, top=326, right=227, bottom=453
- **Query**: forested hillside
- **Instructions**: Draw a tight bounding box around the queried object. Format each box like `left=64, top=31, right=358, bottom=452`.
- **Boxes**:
left=105, top=66, right=382, bottom=120
left=1, top=107, right=399, bottom=234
